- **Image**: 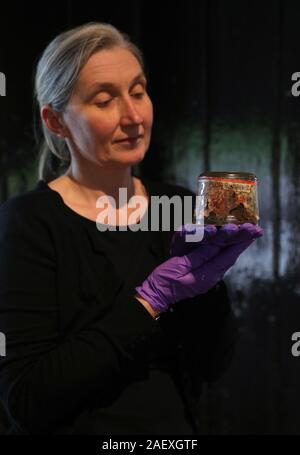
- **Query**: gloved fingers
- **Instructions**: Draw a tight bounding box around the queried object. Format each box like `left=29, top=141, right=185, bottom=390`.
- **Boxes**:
left=170, top=223, right=263, bottom=257
left=170, top=224, right=217, bottom=257
left=209, top=224, right=239, bottom=248
left=208, top=223, right=263, bottom=248
left=182, top=223, right=254, bottom=252
left=220, top=223, right=264, bottom=246
left=239, top=223, right=264, bottom=238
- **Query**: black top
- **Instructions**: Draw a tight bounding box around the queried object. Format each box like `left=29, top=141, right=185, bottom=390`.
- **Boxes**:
left=61, top=184, right=193, bottom=434
left=0, top=176, right=237, bottom=435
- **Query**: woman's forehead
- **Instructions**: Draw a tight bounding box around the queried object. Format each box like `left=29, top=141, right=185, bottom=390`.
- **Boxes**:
left=78, top=48, right=143, bottom=88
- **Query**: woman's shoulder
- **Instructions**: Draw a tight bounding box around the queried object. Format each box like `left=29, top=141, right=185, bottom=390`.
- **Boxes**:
left=0, top=180, right=60, bottom=233
left=0, top=181, right=61, bottom=262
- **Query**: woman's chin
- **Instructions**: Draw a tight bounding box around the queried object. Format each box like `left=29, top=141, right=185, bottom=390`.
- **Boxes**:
left=113, top=149, right=146, bottom=165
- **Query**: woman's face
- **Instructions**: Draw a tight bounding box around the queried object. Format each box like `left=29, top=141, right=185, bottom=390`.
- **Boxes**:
left=61, top=47, right=153, bottom=169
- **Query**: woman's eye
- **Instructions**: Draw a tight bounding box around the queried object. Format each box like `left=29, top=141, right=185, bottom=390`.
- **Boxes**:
left=96, top=98, right=113, bottom=108
left=131, top=92, right=145, bottom=99
left=95, top=90, right=145, bottom=107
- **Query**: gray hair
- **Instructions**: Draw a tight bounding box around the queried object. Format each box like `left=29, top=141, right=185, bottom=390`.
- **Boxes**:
left=34, top=22, right=145, bottom=182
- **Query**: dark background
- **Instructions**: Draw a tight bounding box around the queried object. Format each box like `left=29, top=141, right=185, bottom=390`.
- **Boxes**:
left=1, top=0, right=300, bottom=434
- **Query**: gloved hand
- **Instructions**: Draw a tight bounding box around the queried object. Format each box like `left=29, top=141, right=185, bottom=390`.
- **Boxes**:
left=170, top=223, right=262, bottom=256
left=135, top=223, right=263, bottom=314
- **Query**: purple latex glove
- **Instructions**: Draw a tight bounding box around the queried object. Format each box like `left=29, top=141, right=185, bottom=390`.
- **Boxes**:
left=135, top=223, right=263, bottom=314
left=169, top=222, right=247, bottom=257
left=170, top=223, right=263, bottom=256
left=170, top=224, right=218, bottom=256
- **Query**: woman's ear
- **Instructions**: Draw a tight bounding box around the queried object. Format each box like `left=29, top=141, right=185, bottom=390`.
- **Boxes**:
left=41, top=105, right=68, bottom=138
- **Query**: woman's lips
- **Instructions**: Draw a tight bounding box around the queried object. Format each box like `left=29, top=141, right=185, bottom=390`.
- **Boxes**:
left=115, top=135, right=143, bottom=143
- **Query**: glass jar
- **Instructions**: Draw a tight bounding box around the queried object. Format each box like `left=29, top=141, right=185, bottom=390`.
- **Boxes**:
left=195, top=171, right=260, bottom=225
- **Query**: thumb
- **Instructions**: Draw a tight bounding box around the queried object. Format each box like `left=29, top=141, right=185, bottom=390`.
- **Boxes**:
left=204, top=237, right=256, bottom=273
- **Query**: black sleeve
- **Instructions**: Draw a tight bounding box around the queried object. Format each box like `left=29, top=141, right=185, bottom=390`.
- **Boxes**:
left=195, top=281, right=238, bottom=382
left=0, top=199, right=159, bottom=434
left=163, top=281, right=238, bottom=382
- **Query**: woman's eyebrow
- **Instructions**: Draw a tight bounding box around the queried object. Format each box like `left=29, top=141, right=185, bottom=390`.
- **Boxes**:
left=87, top=72, right=147, bottom=97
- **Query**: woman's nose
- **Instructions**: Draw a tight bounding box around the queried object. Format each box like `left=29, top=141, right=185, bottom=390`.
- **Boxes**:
left=119, top=97, right=143, bottom=125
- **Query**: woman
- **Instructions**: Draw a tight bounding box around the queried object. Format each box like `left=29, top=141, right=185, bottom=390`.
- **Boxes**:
left=0, top=22, right=263, bottom=435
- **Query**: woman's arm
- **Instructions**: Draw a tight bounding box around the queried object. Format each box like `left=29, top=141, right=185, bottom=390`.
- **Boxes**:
left=0, top=198, right=160, bottom=434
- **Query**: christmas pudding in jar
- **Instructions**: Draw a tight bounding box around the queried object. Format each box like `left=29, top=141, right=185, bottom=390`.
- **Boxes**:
left=195, top=171, right=260, bottom=226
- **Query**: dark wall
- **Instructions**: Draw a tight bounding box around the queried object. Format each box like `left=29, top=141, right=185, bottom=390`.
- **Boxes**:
left=1, top=0, right=300, bottom=434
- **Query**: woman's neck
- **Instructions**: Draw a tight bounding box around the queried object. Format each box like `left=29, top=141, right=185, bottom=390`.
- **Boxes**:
left=64, top=165, right=137, bottom=209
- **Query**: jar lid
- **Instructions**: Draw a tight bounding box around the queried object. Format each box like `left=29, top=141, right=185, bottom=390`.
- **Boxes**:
left=198, top=171, right=257, bottom=181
